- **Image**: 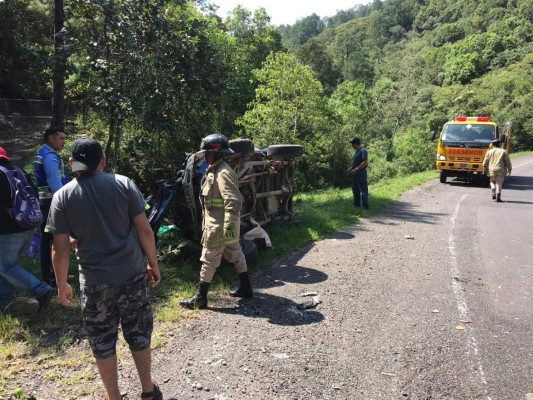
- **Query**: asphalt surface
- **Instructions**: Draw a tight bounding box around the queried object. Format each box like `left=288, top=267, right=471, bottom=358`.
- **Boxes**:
left=123, top=155, right=532, bottom=400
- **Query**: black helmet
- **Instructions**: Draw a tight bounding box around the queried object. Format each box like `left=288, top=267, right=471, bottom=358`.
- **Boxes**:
left=200, top=133, right=235, bottom=155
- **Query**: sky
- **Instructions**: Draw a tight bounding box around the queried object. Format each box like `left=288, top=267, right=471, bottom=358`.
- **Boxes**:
left=209, top=0, right=370, bottom=26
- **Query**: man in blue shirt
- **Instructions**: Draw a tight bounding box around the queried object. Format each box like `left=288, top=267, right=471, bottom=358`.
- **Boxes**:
left=33, top=127, right=70, bottom=286
left=347, top=137, right=369, bottom=209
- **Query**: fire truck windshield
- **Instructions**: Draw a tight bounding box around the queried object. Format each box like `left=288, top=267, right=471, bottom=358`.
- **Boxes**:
left=441, top=124, right=495, bottom=144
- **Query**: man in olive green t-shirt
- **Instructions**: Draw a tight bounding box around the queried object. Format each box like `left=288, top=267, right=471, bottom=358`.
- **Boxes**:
left=483, top=139, right=512, bottom=203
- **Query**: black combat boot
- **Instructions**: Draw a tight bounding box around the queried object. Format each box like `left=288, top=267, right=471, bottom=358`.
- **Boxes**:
left=492, top=189, right=496, bottom=200
left=229, top=272, right=253, bottom=298
left=496, top=193, right=502, bottom=203
left=180, top=282, right=210, bottom=309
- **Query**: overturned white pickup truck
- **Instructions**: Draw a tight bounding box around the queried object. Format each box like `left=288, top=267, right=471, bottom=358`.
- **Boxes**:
left=147, top=139, right=304, bottom=262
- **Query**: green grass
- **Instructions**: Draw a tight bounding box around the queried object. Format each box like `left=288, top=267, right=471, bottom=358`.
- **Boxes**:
left=0, top=167, right=481, bottom=395
left=510, top=150, right=533, bottom=158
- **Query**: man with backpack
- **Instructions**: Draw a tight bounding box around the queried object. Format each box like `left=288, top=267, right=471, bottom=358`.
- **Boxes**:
left=0, top=146, right=54, bottom=312
left=33, top=127, right=70, bottom=286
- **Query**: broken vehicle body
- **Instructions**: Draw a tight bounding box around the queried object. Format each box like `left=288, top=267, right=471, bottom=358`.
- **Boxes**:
left=147, top=139, right=303, bottom=259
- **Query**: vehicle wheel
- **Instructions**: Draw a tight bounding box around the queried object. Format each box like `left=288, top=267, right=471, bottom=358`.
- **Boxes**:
left=240, top=238, right=258, bottom=265
left=267, top=144, right=304, bottom=159
left=439, top=171, right=447, bottom=183
left=230, top=139, right=255, bottom=154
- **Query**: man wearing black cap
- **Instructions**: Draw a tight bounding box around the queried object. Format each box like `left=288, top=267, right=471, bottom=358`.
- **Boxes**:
left=46, top=138, right=163, bottom=400
left=483, top=139, right=512, bottom=202
left=347, top=137, right=369, bottom=209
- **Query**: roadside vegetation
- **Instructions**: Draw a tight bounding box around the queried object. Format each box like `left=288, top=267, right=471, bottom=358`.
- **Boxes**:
left=1, top=0, right=532, bottom=194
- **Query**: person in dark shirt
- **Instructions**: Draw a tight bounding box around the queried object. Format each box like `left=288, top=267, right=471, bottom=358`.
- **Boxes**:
left=0, top=146, right=54, bottom=312
left=347, top=137, right=369, bottom=209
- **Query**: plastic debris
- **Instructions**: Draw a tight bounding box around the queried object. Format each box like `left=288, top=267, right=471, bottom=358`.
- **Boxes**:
left=456, top=325, right=465, bottom=330
left=271, top=353, right=289, bottom=360
left=157, top=224, right=176, bottom=236
left=300, top=291, right=318, bottom=297
left=404, top=234, right=414, bottom=239
left=242, top=218, right=272, bottom=247
left=459, top=319, right=473, bottom=324
left=298, top=295, right=322, bottom=310
left=432, top=309, right=440, bottom=313
left=381, top=372, right=396, bottom=377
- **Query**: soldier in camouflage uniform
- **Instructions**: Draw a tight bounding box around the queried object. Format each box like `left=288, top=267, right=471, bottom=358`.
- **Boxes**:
left=47, top=138, right=163, bottom=400
left=180, top=134, right=253, bottom=309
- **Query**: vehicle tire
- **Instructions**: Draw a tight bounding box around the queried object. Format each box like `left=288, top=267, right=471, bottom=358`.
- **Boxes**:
left=439, top=171, right=447, bottom=183
left=267, top=144, right=304, bottom=159
left=230, top=139, right=255, bottom=154
left=240, top=238, right=258, bottom=265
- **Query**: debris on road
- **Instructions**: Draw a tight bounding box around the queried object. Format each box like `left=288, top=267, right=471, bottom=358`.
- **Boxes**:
left=300, top=291, right=318, bottom=297
left=271, top=353, right=289, bottom=360
left=432, top=309, right=440, bottom=313
left=381, top=372, right=397, bottom=377
left=298, top=295, right=322, bottom=310
left=404, top=234, right=414, bottom=239
left=455, top=325, right=465, bottom=330
left=460, top=319, right=473, bottom=324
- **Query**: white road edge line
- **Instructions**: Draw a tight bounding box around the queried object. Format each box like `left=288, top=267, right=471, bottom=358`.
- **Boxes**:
left=448, top=194, right=491, bottom=400
left=513, top=160, right=533, bottom=169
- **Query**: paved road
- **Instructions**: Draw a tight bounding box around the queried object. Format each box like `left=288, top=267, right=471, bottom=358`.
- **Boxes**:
left=130, top=155, right=532, bottom=400
left=440, top=156, right=533, bottom=400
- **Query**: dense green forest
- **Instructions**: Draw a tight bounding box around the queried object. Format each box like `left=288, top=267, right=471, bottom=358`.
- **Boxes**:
left=1, top=0, right=532, bottom=191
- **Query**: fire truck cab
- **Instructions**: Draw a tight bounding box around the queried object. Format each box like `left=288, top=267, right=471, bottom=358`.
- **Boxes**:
left=431, top=116, right=511, bottom=183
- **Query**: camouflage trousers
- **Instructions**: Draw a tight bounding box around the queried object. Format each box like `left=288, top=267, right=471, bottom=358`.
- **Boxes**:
left=80, top=273, right=153, bottom=359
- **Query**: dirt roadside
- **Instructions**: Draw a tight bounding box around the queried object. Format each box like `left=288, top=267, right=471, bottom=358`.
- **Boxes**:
left=112, top=179, right=474, bottom=400
left=0, top=118, right=50, bottom=166
left=10, top=181, right=484, bottom=400
left=20, top=178, right=484, bottom=400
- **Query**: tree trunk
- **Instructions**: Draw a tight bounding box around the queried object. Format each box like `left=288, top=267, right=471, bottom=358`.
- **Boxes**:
left=51, top=0, right=65, bottom=129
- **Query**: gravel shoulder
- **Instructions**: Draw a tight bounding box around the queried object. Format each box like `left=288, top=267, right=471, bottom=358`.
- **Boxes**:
left=113, top=179, right=487, bottom=400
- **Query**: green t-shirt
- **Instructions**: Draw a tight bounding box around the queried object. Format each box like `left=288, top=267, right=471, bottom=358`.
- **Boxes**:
left=47, top=172, right=147, bottom=285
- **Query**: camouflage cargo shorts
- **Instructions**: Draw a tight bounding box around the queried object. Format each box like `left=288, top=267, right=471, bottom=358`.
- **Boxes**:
left=80, top=273, right=153, bottom=359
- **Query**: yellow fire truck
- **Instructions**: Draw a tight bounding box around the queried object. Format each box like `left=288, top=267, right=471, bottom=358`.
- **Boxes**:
left=431, top=116, right=512, bottom=183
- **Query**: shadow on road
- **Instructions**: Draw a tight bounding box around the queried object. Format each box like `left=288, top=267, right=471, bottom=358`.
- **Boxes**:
left=253, top=265, right=328, bottom=290
left=497, top=199, right=533, bottom=205
left=504, top=175, right=533, bottom=191
left=446, top=178, right=488, bottom=188
left=328, top=231, right=355, bottom=240
left=210, top=292, right=324, bottom=326
left=372, top=200, right=447, bottom=225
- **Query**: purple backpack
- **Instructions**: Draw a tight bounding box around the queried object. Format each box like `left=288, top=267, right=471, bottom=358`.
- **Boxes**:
left=0, top=165, right=43, bottom=229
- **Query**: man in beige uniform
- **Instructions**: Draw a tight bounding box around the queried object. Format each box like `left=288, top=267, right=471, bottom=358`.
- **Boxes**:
left=483, top=139, right=512, bottom=202
left=180, top=134, right=253, bottom=309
